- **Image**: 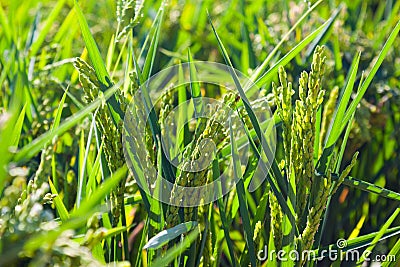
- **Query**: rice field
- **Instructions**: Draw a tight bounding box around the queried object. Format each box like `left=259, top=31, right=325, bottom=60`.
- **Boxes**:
left=0, top=0, right=399, bottom=266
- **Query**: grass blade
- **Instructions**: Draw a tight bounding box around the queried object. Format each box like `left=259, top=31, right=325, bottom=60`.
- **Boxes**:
left=29, top=0, right=67, bottom=56
left=341, top=19, right=400, bottom=131
left=317, top=52, right=361, bottom=174
left=208, top=12, right=294, bottom=224
left=214, top=158, right=238, bottom=266
left=250, top=0, right=323, bottom=82
left=188, top=49, right=202, bottom=116
left=338, top=175, right=400, bottom=202
left=357, top=208, right=400, bottom=264
left=74, top=0, right=124, bottom=123
left=229, top=117, right=257, bottom=266
left=382, top=238, right=400, bottom=267
left=11, top=104, right=26, bottom=147
left=144, top=221, right=198, bottom=250
left=142, top=4, right=164, bottom=80
left=51, top=89, right=68, bottom=132
left=252, top=15, right=339, bottom=91
left=48, top=178, right=70, bottom=222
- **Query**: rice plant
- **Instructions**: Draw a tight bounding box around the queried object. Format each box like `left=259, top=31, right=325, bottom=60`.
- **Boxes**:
left=0, top=0, right=399, bottom=266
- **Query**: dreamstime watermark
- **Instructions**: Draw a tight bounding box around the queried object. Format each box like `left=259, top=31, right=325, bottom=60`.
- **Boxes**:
left=122, top=62, right=276, bottom=207
left=257, top=239, right=396, bottom=263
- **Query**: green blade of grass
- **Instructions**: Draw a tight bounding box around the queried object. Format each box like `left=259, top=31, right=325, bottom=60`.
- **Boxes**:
left=382, top=238, right=400, bottom=267
left=252, top=14, right=339, bottom=92
left=175, top=62, right=189, bottom=156
left=11, top=103, right=26, bottom=147
left=250, top=0, right=323, bottom=83
left=134, top=219, right=149, bottom=267
left=149, top=137, right=164, bottom=234
left=338, top=175, right=400, bottom=202
left=142, top=5, right=165, bottom=80
left=239, top=0, right=255, bottom=71
left=48, top=178, right=70, bottom=222
left=111, top=35, right=129, bottom=78
left=317, top=51, right=361, bottom=174
left=314, top=106, right=322, bottom=164
left=51, top=89, right=68, bottom=132
left=74, top=0, right=124, bottom=123
left=86, top=140, right=104, bottom=198
left=76, top=113, right=96, bottom=207
left=214, top=157, right=238, bottom=266
left=100, top=225, right=135, bottom=242
left=229, top=117, right=257, bottom=267
left=74, top=0, right=109, bottom=85
left=0, top=76, right=26, bottom=194
left=357, top=208, right=400, bottom=264
left=208, top=13, right=295, bottom=225
left=29, top=0, right=67, bottom=56
left=341, top=19, right=400, bottom=132
left=106, top=34, right=115, bottom=71
left=188, top=49, right=203, bottom=116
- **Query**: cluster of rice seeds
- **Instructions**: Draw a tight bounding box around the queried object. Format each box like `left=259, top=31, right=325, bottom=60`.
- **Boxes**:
left=73, top=58, right=126, bottom=227
left=116, top=0, right=145, bottom=41
left=269, top=191, right=283, bottom=251
left=165, top=93, right=238, bottom=224
left=33, top=136, right=57, bottom=189
left=162, top=92, right=243, bottom=265
left=273, top=46, right=325, bottom=226
left=273, top=46, right=359, bottom=265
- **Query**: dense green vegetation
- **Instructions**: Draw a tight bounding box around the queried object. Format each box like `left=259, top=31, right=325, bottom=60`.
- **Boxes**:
left=0, top=0, right=399, bottom=266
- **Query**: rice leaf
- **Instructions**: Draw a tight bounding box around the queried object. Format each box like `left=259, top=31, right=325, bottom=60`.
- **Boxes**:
left=142, top=5, right=164, bottom=80
left=74, top=0, right=124, bottom=123
left=252, top=15, right=339, bottom=92
left=229, top=117, right=257, bottom=266
left=250, top=0, right=323, bottom=83
left=48, top=178, right=70, bottom=222
left=86, top=140, right=104, bottom=197
left=339, top=175, right=400, bottom=202
left=382, top=238, right=400, bottom=267
left=29, top=0, right=67, bottom=56
left=51, top=89, right=68, bottom=132
left=188, top=49, right=202, bottom=116
left=11, top=103, right=26, bottom=147
left=208, top=12, right=294, bottom=224
left=214, top=159, right=238, bottom=266
left=317, top=52, right=361, bottom=174
left=144, top=221, right=198, bottom=250
left=357, top=208, right=400, bottom=264
left=341, top=19, right=400, bottom=131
